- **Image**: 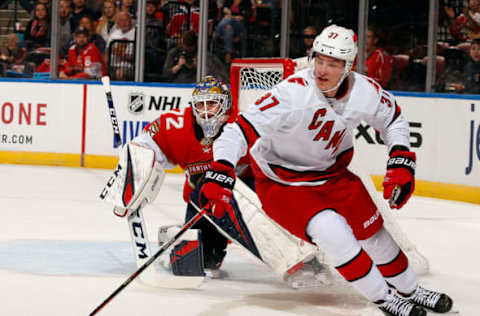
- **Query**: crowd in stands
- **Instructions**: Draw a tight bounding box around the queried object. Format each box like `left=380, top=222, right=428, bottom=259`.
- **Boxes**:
left=0, top=0, right=480, bottom=94
left=0, top=0, right=255, bottom=82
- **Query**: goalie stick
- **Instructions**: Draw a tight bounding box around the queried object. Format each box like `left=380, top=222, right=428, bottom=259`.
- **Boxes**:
left=89, top=207, right=209, bottom=316
left=101, top=76, right=122, bottom=148
left=100, top=75, right=156, bottom=278
left=100, top=75, right=197, bottom=288
left=100, top=75, right=153, bottom=272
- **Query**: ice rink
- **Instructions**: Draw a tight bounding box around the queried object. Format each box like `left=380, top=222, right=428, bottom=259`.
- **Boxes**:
left=0, top=164, right=479, bottom=316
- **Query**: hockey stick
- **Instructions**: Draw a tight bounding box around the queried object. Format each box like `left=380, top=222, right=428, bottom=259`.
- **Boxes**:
left=99, top=76, right=169, bottom=286
left=101, top=76, right=122, bottom=148
left=100, top=75, right=155, bottom=278
left=89, top=207, right=208, bottom=316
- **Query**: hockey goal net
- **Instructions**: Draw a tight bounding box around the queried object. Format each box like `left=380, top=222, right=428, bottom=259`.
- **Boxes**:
left=230, top=57, right=429, bottom=276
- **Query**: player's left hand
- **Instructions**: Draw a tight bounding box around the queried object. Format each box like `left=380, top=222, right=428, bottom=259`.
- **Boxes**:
left=382, top=148, right=416, bottom=209
left=199, top=160, right=236, bottom=218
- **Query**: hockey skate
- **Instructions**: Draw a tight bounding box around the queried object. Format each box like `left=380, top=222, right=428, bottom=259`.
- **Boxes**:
left=376, top=289, right=426, bottom=316
left=204, top=248, right=226, bottom=279
left=285, top=257, right=332, bottom=289
left=400, top=285, right=453, bottom=313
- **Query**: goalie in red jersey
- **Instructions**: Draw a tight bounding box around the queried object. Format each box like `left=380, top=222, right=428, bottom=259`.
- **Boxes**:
left=103, top=76, right=326, bottom=285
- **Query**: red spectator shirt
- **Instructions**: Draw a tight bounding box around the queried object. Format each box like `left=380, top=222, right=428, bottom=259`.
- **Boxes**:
left=65, top=42, right=106, bottom=79
left=36, top=59, right=67, bottom=73
left=450, top=13, right=480, bottom=41
left=167, top=7, right=205, bottom=37
left=366, top=48, right=393, bottom=89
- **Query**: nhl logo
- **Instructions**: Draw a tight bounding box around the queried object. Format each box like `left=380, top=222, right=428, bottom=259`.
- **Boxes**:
left=128, top=92, right=145, bottom=114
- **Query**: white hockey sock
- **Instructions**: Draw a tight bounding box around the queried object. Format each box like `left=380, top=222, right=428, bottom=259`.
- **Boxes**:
left=306, top=210, right=389, bottom=302
left=361, top=227, right=418, bottom=294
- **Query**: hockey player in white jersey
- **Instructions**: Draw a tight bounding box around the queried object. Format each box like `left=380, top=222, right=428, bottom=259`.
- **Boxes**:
left=198, top=25, right=453, bottom=316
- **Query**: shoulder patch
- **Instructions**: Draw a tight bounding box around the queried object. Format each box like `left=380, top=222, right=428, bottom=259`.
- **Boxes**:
left=145, top=119, right=160, bottom=137
left=287, top=77, right=306, bottom=86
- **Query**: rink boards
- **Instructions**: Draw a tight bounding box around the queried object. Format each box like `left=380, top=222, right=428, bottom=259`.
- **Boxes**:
left=0, top=79, right=479, bottom=204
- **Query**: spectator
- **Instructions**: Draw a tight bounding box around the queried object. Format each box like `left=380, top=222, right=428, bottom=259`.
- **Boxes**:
left=212, top=0, right=251, bottom=64
left=19, top=0, right=50, bottom=14
left=292, top=25, right=317, bottom=58
left=154, top=0, right=168, bottom=24
left=71, top=0, right=97, bottom=32
left=79, top=15, right=106, bottom=54
left=448, top=39, right=480, bottom=93
left=119, top=0, right=136, bottom=21
left=24, top=3, right=50, bottom=51
left=163, top=29, right=197, bottom=83
left=164, top=0, right=195, bottom=43
left=96, top=0, right=118, bottom=44
left=446, top=0, right=480, bottom=41
left=59, top=0, right=74, bottom=54
left=86, top=0, right=103, bottom=18
left=146, top=0, right=162, bottom=27
left=365, top=26, right=393, bottom=89
left=106, top=11, right=136, bottom=81
left=464, top=39, right=480, bottom=93
left=0, top=33, right=27, bottom=75
left=163, top=30, right=228, bottom=83
left=63, top=15, right=106, bottom=56
left=303, top=26, right=317, bottom=57
left=59, top=26, right=106, bottom=79
left=106, top=11, right=135, bottom=49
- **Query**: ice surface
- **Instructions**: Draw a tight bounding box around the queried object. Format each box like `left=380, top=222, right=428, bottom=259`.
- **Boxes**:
left=0, top=164, right=478, bottom=315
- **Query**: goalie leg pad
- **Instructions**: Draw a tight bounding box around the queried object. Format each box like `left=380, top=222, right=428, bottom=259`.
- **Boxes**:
left=232, top=180, right=320, bottom=280
left=170, top=240, right=205, bottom=277
left=185, top=203, right=228, bottom=269
left=100, top=143, right=165, bottom=217
left=158, top=225, right=205, bottom=276
left=189, top=186, right=261, bottom=263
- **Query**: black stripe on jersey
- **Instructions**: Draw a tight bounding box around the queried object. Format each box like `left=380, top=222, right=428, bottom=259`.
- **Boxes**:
left=387, top=102, right=402, bottom=128
left=267, top=147, right=353, bottom=183
left=236, top=114, right=261, bottom=145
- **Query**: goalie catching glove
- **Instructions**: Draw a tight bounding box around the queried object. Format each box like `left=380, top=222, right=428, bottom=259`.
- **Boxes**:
left=199, top=160, right=235, bottom=218
left=382, top=146, right=416, bottom=209
left=100, top=143, right=165, bottom=217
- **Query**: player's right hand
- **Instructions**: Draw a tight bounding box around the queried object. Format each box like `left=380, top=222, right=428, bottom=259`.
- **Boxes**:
left=199, top=160, right=236, bottom=218
left=382, top=148, right=416, bottom=209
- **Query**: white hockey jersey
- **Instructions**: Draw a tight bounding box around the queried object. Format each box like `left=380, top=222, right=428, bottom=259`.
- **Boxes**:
left=214, top=69, right=410, bottom=186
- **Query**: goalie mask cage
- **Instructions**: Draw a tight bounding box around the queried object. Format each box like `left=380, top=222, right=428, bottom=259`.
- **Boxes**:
left=229, top=57, right=430, bottom=276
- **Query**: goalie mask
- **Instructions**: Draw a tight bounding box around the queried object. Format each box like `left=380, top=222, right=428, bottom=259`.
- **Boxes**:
left=192, top=76, right=232, bottom=139
left=310, top=24, right=358, bottom=93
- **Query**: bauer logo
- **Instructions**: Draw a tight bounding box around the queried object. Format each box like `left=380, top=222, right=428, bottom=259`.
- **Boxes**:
left=128, top=92, right=145, bottom=114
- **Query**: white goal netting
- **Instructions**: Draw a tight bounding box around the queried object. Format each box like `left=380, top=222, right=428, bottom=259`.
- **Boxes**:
left=231, top=57, right=429, bottom=276
left=232, top=58, right=305, bottom=113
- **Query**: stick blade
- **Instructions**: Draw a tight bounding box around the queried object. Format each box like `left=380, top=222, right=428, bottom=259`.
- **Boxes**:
left=139, top=265, right=205, bottom=289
